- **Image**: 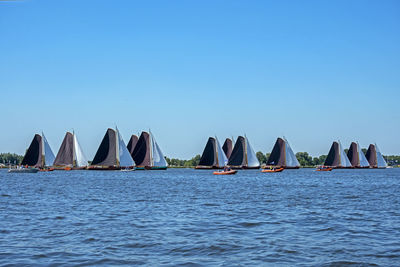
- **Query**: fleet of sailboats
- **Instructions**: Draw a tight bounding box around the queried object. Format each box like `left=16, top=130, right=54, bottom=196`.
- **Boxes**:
left=14, top=129, right=392, bottom=171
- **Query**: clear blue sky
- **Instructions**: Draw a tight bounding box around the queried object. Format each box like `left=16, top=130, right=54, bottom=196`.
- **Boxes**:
left=1, top=0, right=399, bottom=159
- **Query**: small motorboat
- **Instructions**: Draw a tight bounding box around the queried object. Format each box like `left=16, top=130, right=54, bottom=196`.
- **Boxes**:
left=121, top=167, right=135, bottom=172
left=262, top=167, right=284, bottom=173
left=8, top=167, right=39, bottom=173
left=213, top=170, right=237, bottom=175
left=316, top=166, right=333, bottom=171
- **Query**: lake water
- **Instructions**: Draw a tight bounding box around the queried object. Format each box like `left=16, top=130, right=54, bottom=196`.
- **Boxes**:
left=0, top=168, right=399, bottom=266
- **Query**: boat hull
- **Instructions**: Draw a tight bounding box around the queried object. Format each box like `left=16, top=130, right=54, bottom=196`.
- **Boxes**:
left=195, top=166, right=223, bottom=170
left=8, top=168, right=39, bottom=173
left=262, top=168, right=284, bottom=173
left=144, top=166, right=167, bottom=170
left=213, top=170, right=237, bottom=175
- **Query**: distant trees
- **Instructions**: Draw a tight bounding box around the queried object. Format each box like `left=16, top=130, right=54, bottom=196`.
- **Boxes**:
left=256, top=152, right=271, bottom=165
left=165, top=154, right=201, bottom=167
left=0, top=153, right=24, bottom=165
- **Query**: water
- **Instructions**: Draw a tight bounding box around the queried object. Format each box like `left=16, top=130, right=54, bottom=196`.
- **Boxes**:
left=0, top=168, right=399, bottom=266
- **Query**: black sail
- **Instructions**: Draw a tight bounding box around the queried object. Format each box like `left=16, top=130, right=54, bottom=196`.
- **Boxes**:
left=197, top=137, right=217, bottom=167
left=54, top=132, right=74, bottom=166
left=366, top=144, right=377, bottom=168
left=267, top=138, right=286, bottom=166
left=91, top=128, right=117, bottom=167
left=324, top=142, right=341, bottom=167
left=222, top=138, right=233, bottom=159
left=127, top=135, right=139, bottom=156
left=21, top=134, right=43, bottom=167
left=228, top=136, right=246, bottom=167
left=131, top=132, right=151, bottom=167
left=347, top=142, right=358, bottom=167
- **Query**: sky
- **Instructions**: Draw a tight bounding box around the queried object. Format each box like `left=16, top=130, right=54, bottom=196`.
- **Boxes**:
left=0, top=0, right=399, bottom=159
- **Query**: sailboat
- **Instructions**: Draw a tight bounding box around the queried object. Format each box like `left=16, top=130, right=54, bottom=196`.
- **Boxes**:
left=89, top=127, right=135, bottom=170
left=266, top=137, right=300, bottom=169
left=53, top=131, right=88, bottom=170
left=347, top=142, right=370, bottom=168
left=196, top=137, right=228, bottom=169
left=21, top=132, right=56, bottom=169
left=324, top=141, right=352, bottom=168
left=222, top=138, right=234, bottom=159
left=366, top=143, right=388, bottom=168
left=130, top=131, right=168, bottom=170
left=227, top=135, right=260, bottom=169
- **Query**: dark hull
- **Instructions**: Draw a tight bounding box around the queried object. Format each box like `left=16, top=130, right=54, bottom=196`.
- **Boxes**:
left=263, top=165, right=300, bottom=170
left=144, top=166, right=168, bottom=170
left=88, top=166, right=122, bottom=170
left=229, top=165, right=260, bottom=170
left=195, top=166, right=223, bottom=170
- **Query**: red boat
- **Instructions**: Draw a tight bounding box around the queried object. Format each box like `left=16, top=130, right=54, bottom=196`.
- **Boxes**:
left=262, top=167, right=284, bottom=173
left=213, top=170, right=237, bottom=175
left=316, top=166, right=333, bottom=171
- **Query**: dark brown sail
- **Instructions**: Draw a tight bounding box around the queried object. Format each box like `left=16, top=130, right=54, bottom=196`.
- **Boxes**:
left=366, top=144, right=377, bottom=168
left=196, top=137, right=218, bottom=169
left=21, top=134, right=43, bottom=167
left=227, top=136, right=246, bottom=168
left=347, top=142, right=359, bottom=167
left=53, top=132, right=74, bottom=167
left=266, top=138, right=286, bottom=167
left=222, top=138, right=233, bottom=159
left=131, top=131, right=151, bottom=167
left=324, top=142, right=340, bottom=167
left=127, top=135, right=139, bottom=155
left=90, top=128, right=117, bottom=169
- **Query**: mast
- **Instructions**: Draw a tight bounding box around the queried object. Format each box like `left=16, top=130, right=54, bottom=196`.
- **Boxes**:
left=244, top=134, right=248, bottom=166
left=338, top=140, right=342, bottom=167
left=72, top=130, right=76, bottom=167
left=215, top=136, right=219, bottom=166
left=41, top=131, right=45, bottom=167
left=283, top=137, right=287, bottom=166
left=150, top=130, right=154, bottom=167
left=115, top=127, right=120, bottom=167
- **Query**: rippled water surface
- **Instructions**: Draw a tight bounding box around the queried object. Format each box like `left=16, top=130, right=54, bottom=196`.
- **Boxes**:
left=0, top=168, right=399, bottom=266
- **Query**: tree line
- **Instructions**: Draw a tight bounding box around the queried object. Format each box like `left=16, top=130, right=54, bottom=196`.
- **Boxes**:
left=1, top=152, right=399, bottom=167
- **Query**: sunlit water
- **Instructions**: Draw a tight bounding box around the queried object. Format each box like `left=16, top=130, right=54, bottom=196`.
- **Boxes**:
left=0, top=168, right=399, bottom=266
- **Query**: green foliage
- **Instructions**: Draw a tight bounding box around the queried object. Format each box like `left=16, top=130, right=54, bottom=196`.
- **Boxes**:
left=0, top=153, right=24, bottom=165
left=312, top=155, right=327, bottom=166
left=165, top=154, right=201, bottom=167
left=256, top=151, right=267, bottom=164
left=295, top=152, right=313, bottom=166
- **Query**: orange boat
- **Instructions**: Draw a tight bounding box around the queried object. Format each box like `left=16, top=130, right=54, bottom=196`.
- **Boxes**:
left=213, top=170, right=237, bottom=175
left=261, top=167, right=284, bottom=173
left=316, top=167, right=333, bottom=171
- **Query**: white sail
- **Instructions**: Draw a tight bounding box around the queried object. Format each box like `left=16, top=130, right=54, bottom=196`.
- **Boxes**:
left=117, top=129, right=135, bottom=167
left=284, top=137, right=300, bottom=167
left=339, top=141, right=351, bottom=167
left=245, top=136, right=260, bottom=168
left=375, top=143, right=387, bottom=168
left=42, top=132, right=55, bottom=166
left=357, top=142, right=370, bottom=167
left=73, top=133, right=88, bottom=167
left=150, top=132, right=168, bottom=167
left=216, top=137, right=228, bottom=167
